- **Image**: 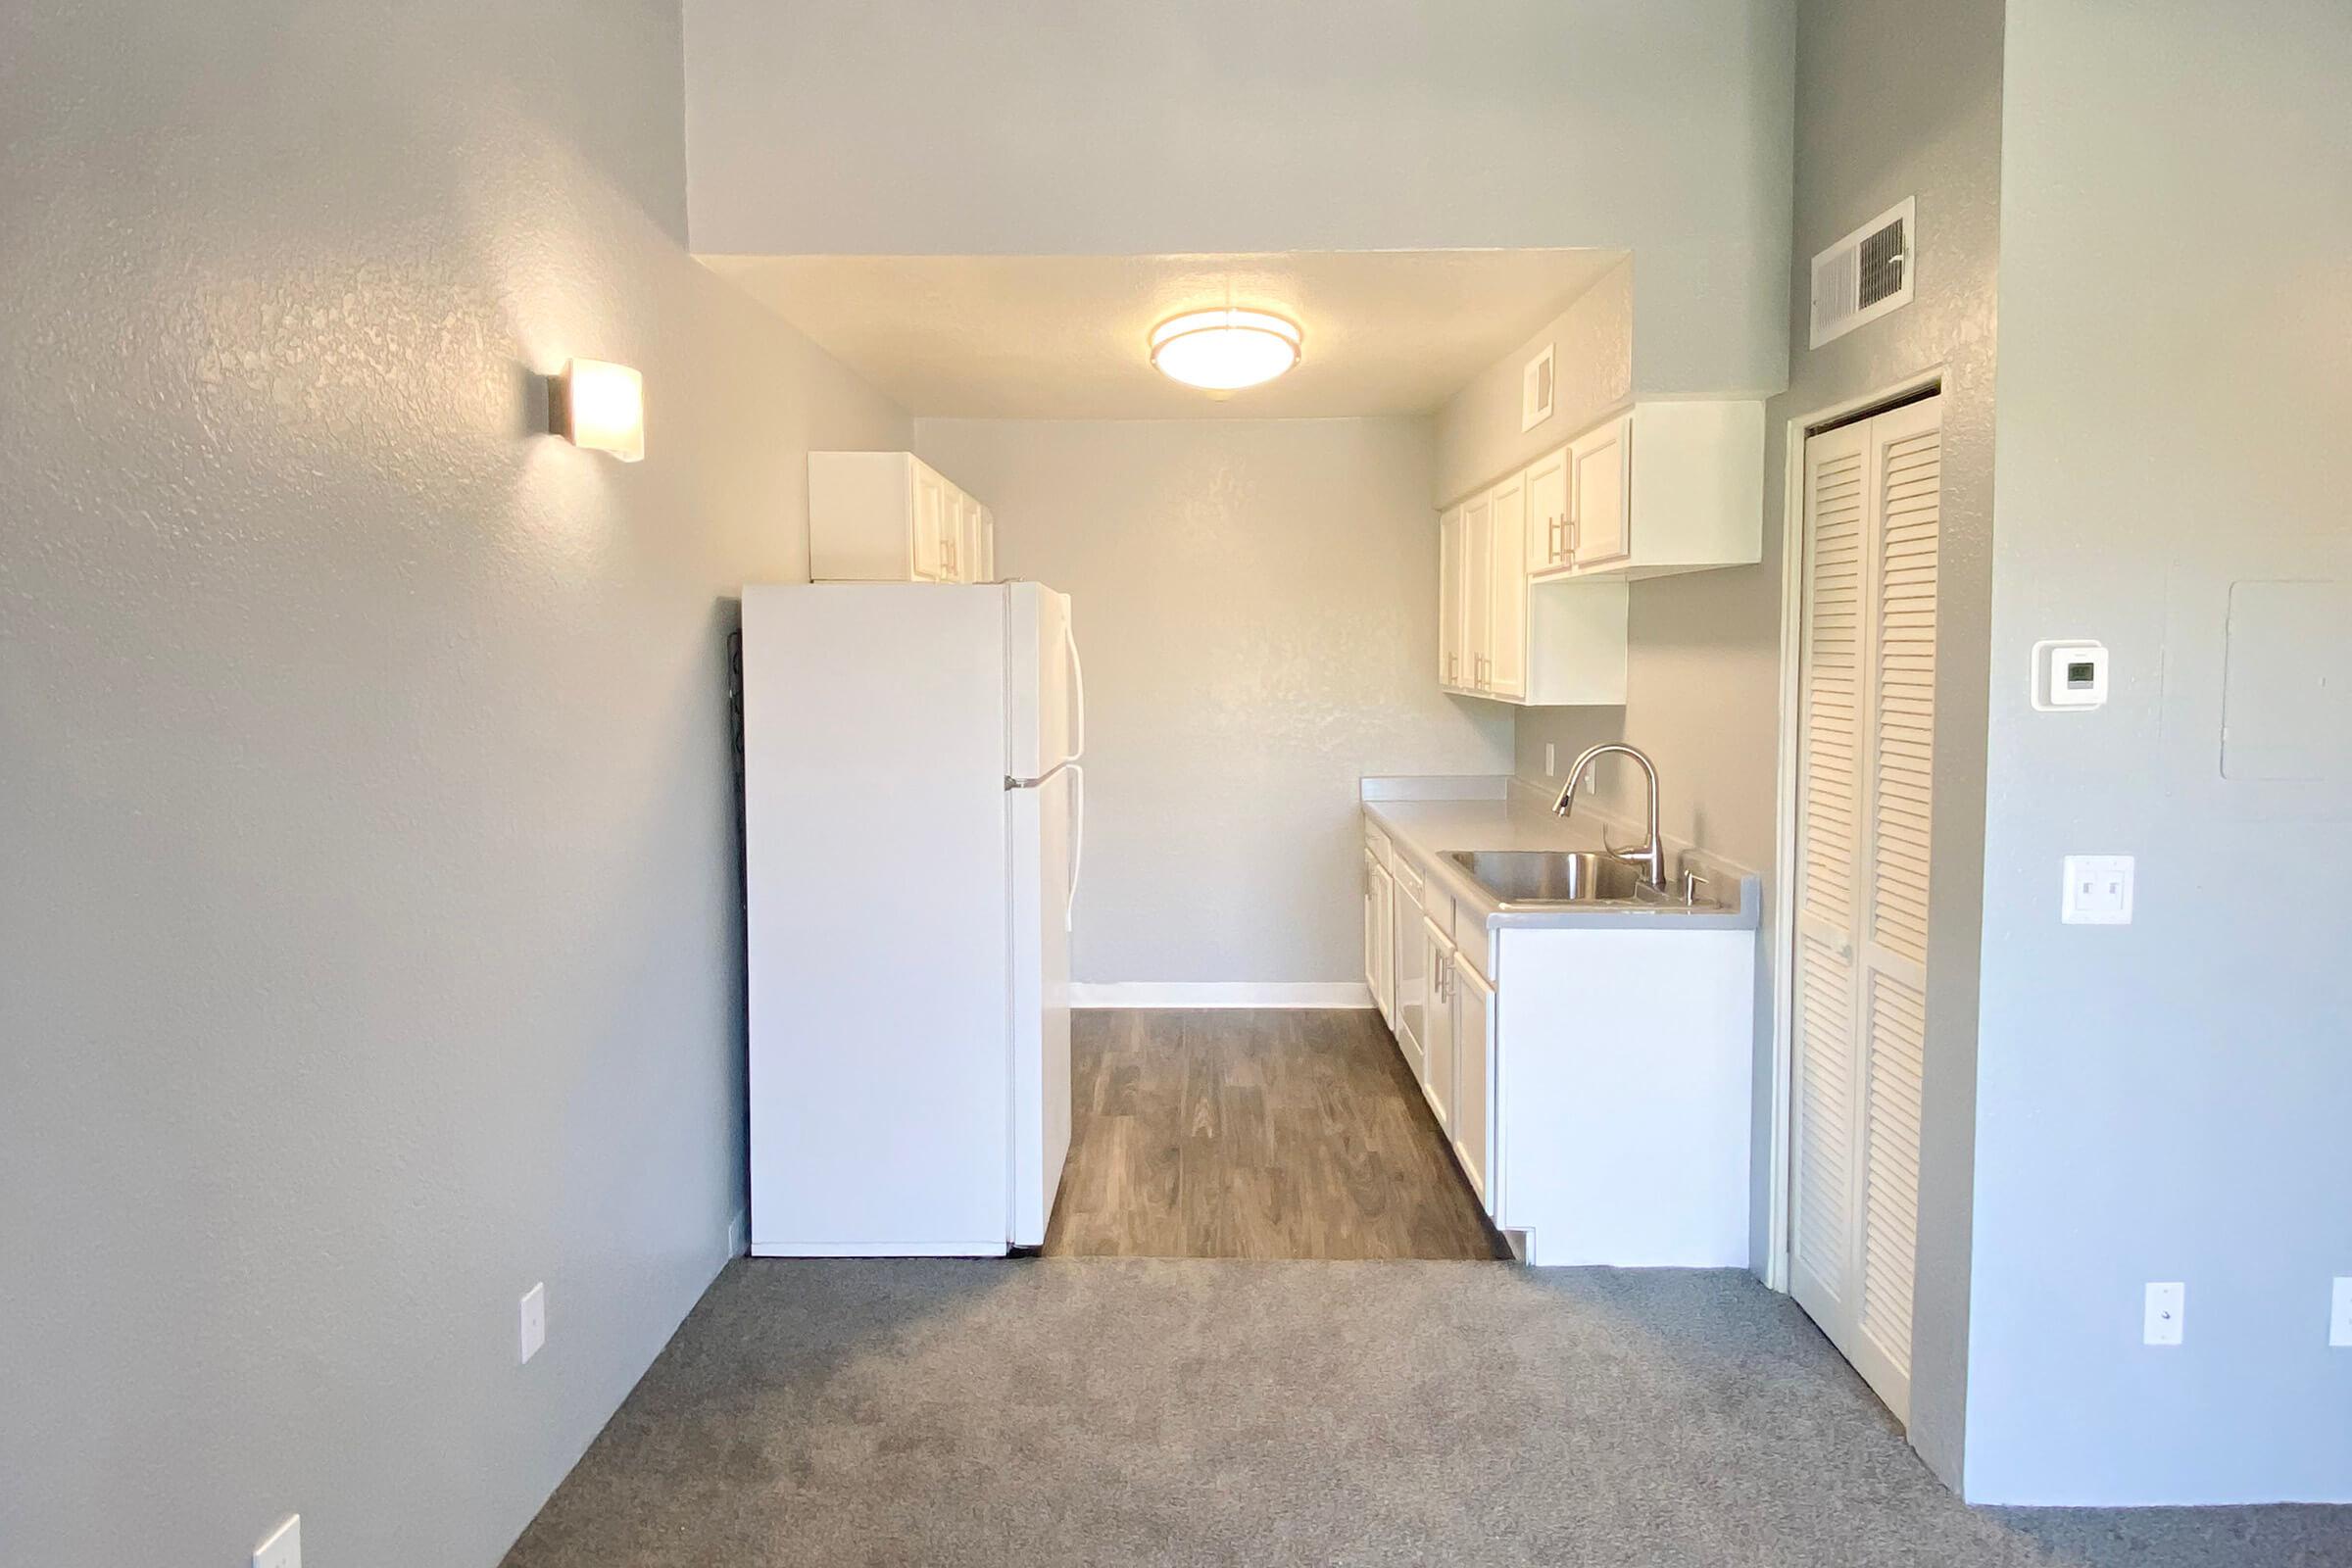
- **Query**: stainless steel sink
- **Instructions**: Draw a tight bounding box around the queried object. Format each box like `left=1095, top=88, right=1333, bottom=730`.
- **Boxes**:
left=1446, top=849, right=1648, bottom=906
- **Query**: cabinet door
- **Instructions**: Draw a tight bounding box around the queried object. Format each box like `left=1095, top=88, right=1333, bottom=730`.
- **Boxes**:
left=1362, top=851, right=1381, bottom=1002
left=1391, top=875, right=1425, bottom=1076
left=1421, top=917, right=1454, bottom=1132
left=1452, top=955, right=1495, bottom=1211
left=1525, top=448, right=1570, bottom=574
left=1370, top=862, right=1396, bottom=1022
left=911, top=468, right=947, bottom=580
left=974, top=506, right=996, bottom=581
left=1570, top=413, right=1632, bottom=570
left=1462, top=495, right=1493, bottom=691
left=1486, top=475, right=1527, bottom=700
left=1437, top=508, right=1465, bottom=689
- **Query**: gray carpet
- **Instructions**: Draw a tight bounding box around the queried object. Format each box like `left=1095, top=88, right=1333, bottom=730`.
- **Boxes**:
left=504, top=1259, right=2352, bottom=1567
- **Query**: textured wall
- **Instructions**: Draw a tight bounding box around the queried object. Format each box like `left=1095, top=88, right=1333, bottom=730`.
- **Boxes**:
left=1756, top=0, right=2006, bottom=1486
left=685, top=0, right=1795, bottom=401
left=1433, top=259, right=1636, bottom=509
left=1963, top=0, right=2352, bottom=1504
left=912, top=418, right=1513, bottom=986
left=1502, top=15, right=2004, bottom=1481
left=0, top=3, right=907, bottom=1564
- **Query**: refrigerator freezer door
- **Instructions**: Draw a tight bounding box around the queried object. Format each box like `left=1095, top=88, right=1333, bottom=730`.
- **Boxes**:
left=1007, top=764, right=1074, bottom=1247
left=1005, top=582, right=1082, bottom=782
left=742, top=584, right=1013, bottom=1256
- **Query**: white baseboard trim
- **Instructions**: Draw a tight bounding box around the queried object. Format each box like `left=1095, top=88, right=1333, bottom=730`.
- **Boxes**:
left=1069, top=982, right=1375, bottom=1009
left=751, top=1241, right=1008, bottom=1258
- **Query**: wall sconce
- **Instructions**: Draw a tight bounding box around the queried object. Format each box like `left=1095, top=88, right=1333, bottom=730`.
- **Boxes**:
left=549, top=358, right=644, bottom=462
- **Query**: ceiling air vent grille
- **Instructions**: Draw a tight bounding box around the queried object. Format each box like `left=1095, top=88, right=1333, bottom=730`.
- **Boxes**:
left=1812, top=197, right=1916, bottom=348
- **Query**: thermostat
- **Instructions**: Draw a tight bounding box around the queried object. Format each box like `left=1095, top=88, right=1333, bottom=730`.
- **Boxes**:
left=2031, top=639, right=2108, bottom=710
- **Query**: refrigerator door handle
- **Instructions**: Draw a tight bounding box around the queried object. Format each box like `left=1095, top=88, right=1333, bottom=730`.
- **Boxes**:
left=1061, top=615, right=1086, bottom=765
left=1064, top=764, right=1084, bottom=931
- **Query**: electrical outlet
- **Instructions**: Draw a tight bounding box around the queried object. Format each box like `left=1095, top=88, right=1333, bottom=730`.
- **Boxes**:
left=253, top=1513, right=300, bottom=1568
left=2062, top=855, right=2134, bottom=924
left=518, top=1282, right=547, bottom=1363
left=2331, top=1277, right=2352, bottom=1348
left=1544, top=743, right=1557, bottom=777
left=2143, top=1281, right=2184, bottom=1346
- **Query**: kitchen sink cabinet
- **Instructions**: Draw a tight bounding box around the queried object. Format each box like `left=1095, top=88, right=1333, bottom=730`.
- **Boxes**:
left=1361, top=799, right=1755, bottom=1267
left=1450, top=952, right=1495, bottom=1212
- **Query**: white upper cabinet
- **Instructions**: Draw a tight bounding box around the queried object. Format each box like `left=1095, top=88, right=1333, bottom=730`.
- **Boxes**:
left=1545, top=402, right=1765, bottom=582
left=1524, top=447, right=1570, bottom=575
left=809, top=452, right=992, bottom=584
left=1435, top=397, right=1760, bottom=705
left=912, top=464, right=949, bottom=581
left=1437, top=506, right=1466, bottom=689
left=1462, top=492, right=1494, bottom=692
left=1441, top=471, right=1626, bottom=708
left=967, top=504, right=996, bottom=582
left=1567, top=412, right=1632, bottom=570
left=1485, top=472, right=1528, bottom=701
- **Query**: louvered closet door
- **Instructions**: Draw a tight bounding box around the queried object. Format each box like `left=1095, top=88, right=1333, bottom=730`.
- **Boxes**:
left=1788, top=395, right=1940, bottom=1427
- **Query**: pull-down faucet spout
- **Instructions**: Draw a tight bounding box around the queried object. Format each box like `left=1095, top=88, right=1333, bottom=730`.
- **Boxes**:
left=1553, top=743, right=1667, bottom=891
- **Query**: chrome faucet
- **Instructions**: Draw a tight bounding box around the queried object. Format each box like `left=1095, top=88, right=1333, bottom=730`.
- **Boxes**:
left=1553, top=743, right=1667, bottom=891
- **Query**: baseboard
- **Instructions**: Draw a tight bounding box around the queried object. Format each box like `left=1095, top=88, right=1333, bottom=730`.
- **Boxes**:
left=750, top=1241, right=1009, bottom=1258
left=1069, top=982, right=1374, bottom=1009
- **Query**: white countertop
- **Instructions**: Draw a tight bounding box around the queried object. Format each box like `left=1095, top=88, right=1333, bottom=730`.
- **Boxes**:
left=1362, top=780, right=1761, bottom=932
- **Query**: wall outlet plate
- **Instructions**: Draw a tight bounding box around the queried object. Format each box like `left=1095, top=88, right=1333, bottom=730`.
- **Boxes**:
left=254, top=1513, right=301, bottom=1568
left=2331, top=1277, right=2352, bottom=1348
left=2062, top=855, right=2134, bottom=924
left=2144, top=1281, right=2185, bottom=1346
left=519, top=1282, right=547, bottom=1363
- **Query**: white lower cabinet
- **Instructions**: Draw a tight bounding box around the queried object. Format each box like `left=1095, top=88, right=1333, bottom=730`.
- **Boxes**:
left=1390, top=872, right=1427, bottom=1081
left=1451, top=954, right=1495, bottom=1212
left=1421, top=915, right=1455, bottom=1132
left=1363, top=810, right=1755, bottom=1267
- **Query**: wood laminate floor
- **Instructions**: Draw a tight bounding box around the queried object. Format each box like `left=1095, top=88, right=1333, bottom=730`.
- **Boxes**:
left=1040, top=1008, right=1505, bottom=1260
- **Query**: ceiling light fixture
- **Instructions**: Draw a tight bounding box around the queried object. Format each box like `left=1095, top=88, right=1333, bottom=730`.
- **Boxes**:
left=1149, top=308, right=1302, bottom=391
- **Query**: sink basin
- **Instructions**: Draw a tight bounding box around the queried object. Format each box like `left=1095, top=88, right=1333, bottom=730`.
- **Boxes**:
left=1446, top=849, right=1649, bottom=906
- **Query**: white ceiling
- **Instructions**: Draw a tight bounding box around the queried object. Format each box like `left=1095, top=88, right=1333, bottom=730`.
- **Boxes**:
left=700, top=250, right=1627, bottom=419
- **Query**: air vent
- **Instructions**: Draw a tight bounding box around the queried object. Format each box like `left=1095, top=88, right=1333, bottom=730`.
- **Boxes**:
left=1811, top=197, right=1916, bottom=348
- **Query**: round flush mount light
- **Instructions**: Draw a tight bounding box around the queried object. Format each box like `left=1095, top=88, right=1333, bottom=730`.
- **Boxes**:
left=1149, top=308, right=1302, bottom=391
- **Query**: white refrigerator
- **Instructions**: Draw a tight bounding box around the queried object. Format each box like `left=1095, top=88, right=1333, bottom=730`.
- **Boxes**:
left=740, top=581, right=1083, bottom=1255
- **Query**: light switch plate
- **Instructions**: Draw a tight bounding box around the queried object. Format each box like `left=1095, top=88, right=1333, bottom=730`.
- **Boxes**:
left=2144, top=1281, right=2185, bottom=1346
left=519, top=1282, right=547, bottom=1363
left=2062, top=855, right=2134, bottom=924
left=2331, top=1277, right=2352, bottom=1348
left=254, top=1513, right=301, bottom=1568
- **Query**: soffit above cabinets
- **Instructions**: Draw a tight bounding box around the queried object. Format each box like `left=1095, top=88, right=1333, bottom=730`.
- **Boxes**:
left=700, top=249, right=1627, bottom=419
